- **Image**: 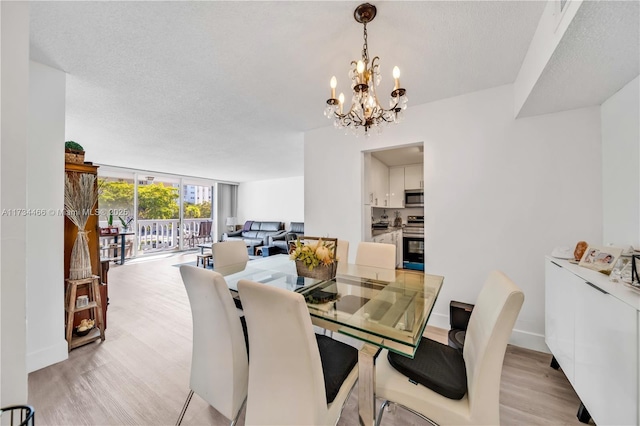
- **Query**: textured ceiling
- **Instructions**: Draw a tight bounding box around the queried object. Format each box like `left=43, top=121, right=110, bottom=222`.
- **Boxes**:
left=372, top=145, right=424, bottom=167
left=518, top=0, right=640, bottom=117
left=30, top=1, right=545, bottom=182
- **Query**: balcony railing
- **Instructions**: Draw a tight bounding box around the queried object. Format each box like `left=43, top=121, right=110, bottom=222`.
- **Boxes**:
left=98, top=218, right=212, bottom=256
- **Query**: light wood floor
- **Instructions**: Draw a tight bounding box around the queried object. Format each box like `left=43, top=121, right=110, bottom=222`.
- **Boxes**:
left=29, top=253, right=589, bottom=425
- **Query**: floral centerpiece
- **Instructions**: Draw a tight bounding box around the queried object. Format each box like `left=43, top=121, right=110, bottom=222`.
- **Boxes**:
left=290, top=237, right=338, bottom=280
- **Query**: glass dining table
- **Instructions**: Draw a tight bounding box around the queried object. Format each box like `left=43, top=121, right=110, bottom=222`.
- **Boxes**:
left=215, top=254, right=444, bottom=426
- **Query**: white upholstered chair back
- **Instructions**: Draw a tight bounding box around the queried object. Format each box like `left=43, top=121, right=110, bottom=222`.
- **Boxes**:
left=238, top=279, right=329, bottom=425
left=463, top=270, right=524, bottom=423
left=211, top=240, right=249, bottom=268
left=179, top=265, right=248, bottom=421
left=355, top=241, right=396, bottom=270
left=336, top=239, right=349, bottom=264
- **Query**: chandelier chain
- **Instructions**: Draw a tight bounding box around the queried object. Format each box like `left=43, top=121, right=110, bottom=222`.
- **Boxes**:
left=362, top=23, right=369, bottom=65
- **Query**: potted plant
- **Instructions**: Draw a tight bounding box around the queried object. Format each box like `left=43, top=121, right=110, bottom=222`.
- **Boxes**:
left=100, top=210, right=114, bottom=235
left=119, top=216, right=133, bottom=233
left=289, top=237, right=338, bottom=280
left=65, top=141, right=85, bottom=164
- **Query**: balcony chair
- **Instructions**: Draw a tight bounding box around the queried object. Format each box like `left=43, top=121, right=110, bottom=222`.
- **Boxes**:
left=176, top=266, right=249, bottom=426
left=374, top=270, right=524, bottom=426
left=189, top=220, right=212, bottom=247
left=237, top=279, right=358, bottom=426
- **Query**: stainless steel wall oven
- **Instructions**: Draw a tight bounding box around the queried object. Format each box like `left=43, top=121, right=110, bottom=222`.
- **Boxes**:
left=403, top=215, right=424, bottom=271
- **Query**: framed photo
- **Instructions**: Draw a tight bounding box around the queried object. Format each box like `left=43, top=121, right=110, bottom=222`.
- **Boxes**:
left=579, top=245, right=623, bottom=273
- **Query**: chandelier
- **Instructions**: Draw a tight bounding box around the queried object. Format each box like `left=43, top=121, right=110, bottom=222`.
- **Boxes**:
left=324, top=3, right=408, bottom=136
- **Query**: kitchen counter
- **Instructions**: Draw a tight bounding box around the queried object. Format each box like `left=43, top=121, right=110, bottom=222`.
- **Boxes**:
left=371, top=226, right=403, bottom=237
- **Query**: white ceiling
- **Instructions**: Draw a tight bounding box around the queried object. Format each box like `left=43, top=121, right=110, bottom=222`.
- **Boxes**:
left=518, top=0, right=640, bottom=117
left=30, top=1, right=546, bottom=182
left=372, top=145, right=424, bottom=167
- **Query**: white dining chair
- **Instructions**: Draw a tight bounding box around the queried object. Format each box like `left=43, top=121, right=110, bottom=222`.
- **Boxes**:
left=237, top=279, right=358, bottom=426
left=355, top=241, right=396, bottom=270
left=336, top=239, right=349, bottom=264
left=177, top=266, right=248, bottom=426
left=355, top=241, right=396, bottom=274
left=374, top=270, right=524, bottom=426
left=211, top=240, right=249, bottom=268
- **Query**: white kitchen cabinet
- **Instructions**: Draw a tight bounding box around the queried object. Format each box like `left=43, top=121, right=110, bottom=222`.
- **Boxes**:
left=388, top=167, right=405, bottom=208
left=404, top=164, right=423, bottom=190
left=394, top=230, right=403, bottom=268
left=372, top=233, right=387, bottom=244
left=371, top=156, right=389, bottom=207
left=545, top=257, right=639, bottom=426
left=364, top=153, right=373, bottom=205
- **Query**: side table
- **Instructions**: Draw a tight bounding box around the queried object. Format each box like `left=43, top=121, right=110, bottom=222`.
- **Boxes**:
left=256, top=245, right=276, bottom=257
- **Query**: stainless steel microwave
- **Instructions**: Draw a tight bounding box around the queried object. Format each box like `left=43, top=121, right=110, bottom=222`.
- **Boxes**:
left=404, top=190, right=424, bottom=207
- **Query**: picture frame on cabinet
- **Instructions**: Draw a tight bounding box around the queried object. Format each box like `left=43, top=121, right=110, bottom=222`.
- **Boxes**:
left=579, top=245, right=623, bottom=273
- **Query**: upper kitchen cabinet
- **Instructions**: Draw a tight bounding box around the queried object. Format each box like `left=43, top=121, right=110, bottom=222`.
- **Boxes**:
left=371, top=156, right=389, bottom=207
left=367, top=145, right=423, bottom=208
left=389, top=167, right=405, bottom=208
left=404, top=164, right=424, bottom=190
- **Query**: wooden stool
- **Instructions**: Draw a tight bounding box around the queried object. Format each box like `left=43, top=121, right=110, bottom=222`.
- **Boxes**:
left=65, top=275, right=105, bottom=351
left=196, top=253, right=212, bottom=268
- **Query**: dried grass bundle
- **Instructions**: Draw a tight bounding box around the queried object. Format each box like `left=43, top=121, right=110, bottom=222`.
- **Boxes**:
left=65, top=173, right=100, bottom=279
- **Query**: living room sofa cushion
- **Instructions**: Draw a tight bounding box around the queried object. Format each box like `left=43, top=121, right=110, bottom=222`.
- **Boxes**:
left=271, top=222, right=304, bottom=252
left=223, top=221, right=284, bottom=249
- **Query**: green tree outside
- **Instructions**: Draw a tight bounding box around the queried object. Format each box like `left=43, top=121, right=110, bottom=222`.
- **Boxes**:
left=98, top=179, right=134, bottom=221
left=138, top=183, right=179, bottom=219
left=183, top=203, right=201, bottom=218
left=100, top=180, right=211, bottom=220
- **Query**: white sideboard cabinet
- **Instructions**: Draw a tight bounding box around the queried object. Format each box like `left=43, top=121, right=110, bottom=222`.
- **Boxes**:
left=545, top=257, right=639, bottom=425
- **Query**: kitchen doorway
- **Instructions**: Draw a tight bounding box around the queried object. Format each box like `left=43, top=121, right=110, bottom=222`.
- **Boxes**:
left=363, top=143, right=425, bottom=270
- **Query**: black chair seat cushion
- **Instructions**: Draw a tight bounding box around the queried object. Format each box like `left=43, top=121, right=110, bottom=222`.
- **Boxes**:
left=315, top=334, right=358, bottom=404
left=387, top=337, right=467, bottom=400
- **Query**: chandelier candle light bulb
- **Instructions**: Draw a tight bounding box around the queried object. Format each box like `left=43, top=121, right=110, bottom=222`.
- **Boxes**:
left=324, top=3, right=407, bottom=136
left=393, top=66, right=400, bottom=90
left=330, top=76, right=337, bottom=99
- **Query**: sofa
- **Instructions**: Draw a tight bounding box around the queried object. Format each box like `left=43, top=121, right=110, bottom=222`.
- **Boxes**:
left=222, top=221, right=284, bottom=253
left=270, top=222, right=304, bottom=253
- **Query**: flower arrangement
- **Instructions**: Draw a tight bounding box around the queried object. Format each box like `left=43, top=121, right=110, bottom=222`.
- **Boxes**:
left=290, top=238, right=337, bottom=270
left=119, top=216, right=133, bottom=231
left=65, top=173, right=100, bottom=279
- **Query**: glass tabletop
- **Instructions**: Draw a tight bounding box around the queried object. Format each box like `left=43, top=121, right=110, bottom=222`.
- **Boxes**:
left=217, top=255, right=443, bottom=358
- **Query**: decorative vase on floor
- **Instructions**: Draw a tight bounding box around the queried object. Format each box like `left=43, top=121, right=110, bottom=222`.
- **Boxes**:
left=65, top=173, right=99, bottom=280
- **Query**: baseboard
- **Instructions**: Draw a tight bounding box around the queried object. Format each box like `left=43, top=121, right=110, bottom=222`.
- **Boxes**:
left=27, top=340, right=68, bottom=373
left=427, top=312, right=550, bottom=354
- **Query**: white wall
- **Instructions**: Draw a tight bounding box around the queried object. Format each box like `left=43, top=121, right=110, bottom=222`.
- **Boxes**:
left=1, top=1, right=29, bottom=405
left=601, top=76, right=640, bottom=248
left=238, top=176, right=304, bottom=229
left=27, top=61, right=67, bottom=372
left=305, top=84, right=602, bottom=351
